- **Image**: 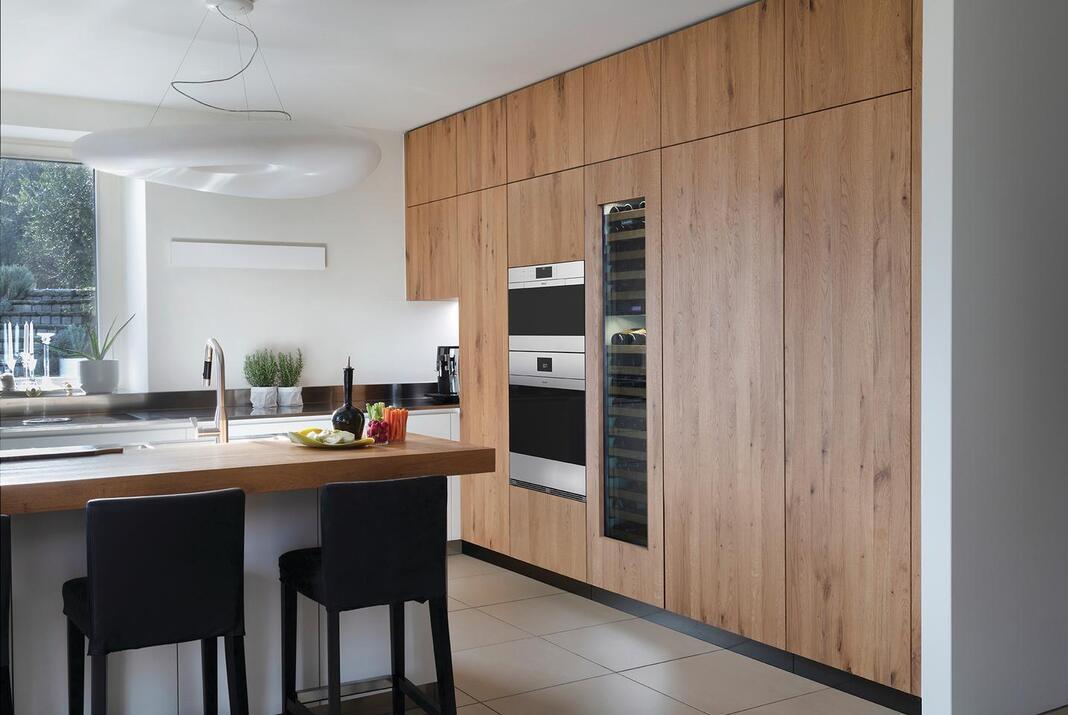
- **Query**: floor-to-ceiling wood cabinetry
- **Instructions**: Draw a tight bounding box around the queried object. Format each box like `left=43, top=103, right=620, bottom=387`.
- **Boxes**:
left=662, top=122, right=786, bottom=647
left=405, top=116, right=457, bottom=206
left=405, top=198, right=458, bottom=300
left=456, top=98, right=507, bottom=194
left=458, top=187, right=510, bottom=553
left=506, top=168, right=584, bottom=267
left=584, top=150, right=665, bottom=607
left=583, top=42, right=661, bottom=164
left=784, top=92, right=912, bottom=689
left=506, top=70, right=585, bottom=181
left=509, top=488, right=587, bottom=581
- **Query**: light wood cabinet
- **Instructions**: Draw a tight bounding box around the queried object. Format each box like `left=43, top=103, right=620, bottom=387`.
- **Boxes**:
left=785, top=93, right=912, bottom=689
left=662, top=0, right=784, bottom=146
left=662, top=122, right=786, bottom=647
left=506, top=70, right=584, bottom=181
left=509, top=488, right=586, bottom=581
left=405, top=115, right=457, bottom=206
left=584, top=150, right=664, bottom=607
left=584, top=42, right=661, bottom=164
left=458, top=187, right=510, bottom=553
left=405, top=198, right=458, bottom=300
left=457, top=98, right=507, bottom=194
left=507, top=168, right=584, bottom=267
left=785, top=0, right=911, bottom=115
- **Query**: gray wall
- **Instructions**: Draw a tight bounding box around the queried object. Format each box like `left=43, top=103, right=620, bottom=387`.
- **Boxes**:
left=925, top=0, right=1068, bottom=712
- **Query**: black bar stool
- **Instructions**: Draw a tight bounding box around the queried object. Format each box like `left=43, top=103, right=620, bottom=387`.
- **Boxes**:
left=279, top=476, right=454, bottom=715
left=62, top=489, right=248, bottom=715
left=1, top=514, right=12, bottom=715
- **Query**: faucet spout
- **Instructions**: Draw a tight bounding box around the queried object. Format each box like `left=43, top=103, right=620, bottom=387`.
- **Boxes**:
left=198, top=338, right=229, bottom=444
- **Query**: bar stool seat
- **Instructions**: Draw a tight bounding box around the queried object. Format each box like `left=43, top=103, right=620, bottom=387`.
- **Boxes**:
left=277, top=547, right=326, bottom=602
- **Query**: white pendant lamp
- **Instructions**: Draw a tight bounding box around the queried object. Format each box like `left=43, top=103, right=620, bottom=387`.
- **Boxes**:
left=72, top=0, right=380, bottom=199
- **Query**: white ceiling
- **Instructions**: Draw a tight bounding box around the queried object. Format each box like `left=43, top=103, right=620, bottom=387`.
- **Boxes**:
left=0, top=0, right=742, bottom=131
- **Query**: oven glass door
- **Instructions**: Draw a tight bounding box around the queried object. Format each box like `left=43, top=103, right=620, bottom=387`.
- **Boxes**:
left=509, top=382, right=586, bottom=497
left=508, top=284, right=585, bottom=337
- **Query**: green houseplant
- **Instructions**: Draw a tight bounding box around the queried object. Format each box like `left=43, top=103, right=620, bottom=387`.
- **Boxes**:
left=243, top=348, right=278, bottom=409
left=276, top=348, right=304, bottom=407
left=54, top=314, right=135, bottom=394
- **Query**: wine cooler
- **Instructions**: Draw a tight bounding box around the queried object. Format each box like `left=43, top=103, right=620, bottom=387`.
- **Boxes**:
left=601, top=198, right=649, bottom=547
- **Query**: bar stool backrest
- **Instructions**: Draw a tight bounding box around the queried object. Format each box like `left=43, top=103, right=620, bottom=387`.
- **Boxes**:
left=320, top=477, right=447, bottom=612
left=85, top=488, right=245, bottom=655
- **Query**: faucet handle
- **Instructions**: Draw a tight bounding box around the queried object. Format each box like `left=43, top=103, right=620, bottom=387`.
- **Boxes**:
left=191, top=416, right=219, bottom=438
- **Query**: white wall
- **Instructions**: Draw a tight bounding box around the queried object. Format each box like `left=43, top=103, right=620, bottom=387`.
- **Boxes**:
left=1, top=90, right=458, bottom=391
left=923, top=2, right=1068, bottom=713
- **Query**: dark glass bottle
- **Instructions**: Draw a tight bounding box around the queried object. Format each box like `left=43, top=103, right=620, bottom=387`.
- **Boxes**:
left=331, top=358, right=364, bottom=437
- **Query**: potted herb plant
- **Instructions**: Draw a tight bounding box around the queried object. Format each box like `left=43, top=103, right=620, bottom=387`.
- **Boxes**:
left=54, top=315, right=135, bottom=394
left=277, top=348, right=304, bottom=407
left=243, top=348, right=278, bottom=409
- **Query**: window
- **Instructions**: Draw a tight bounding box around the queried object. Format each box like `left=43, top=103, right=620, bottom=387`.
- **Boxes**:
left=0, top=157, right=97, bottom=376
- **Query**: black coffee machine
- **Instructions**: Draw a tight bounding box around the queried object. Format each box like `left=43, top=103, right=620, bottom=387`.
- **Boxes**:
left=428, top=345, right=459, bottom=404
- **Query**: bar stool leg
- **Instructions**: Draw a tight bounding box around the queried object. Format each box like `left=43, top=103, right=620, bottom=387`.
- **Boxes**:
left=90, top=653, right=107, bottom=715
left=281, top=582, right=298, bottom=714
left=326, top=610, right=341, bottom=715
left=66, top=619, right=85, bottom=715
left=201, top=637, right=218, bottom=715
left=224, top=635, right=249, bottom=715
left=389, top=602, right=405, bottom=714
left=428, top=597, right=456, bottom=715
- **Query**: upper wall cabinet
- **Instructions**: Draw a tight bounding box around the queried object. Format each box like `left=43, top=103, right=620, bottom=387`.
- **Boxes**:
left=506, top=70, right=584, bottom=181
left=584, top=42, right=661, bottom=164
left=785, top=93, right=912, bottom=689
left=405, top=198, right=458, bottom=300
left=405, top=116, right=457, bottom=206
left=662, top=0, right=784, bottom=146
left=457, top=98, right=507, bottom=194
left=785, top=0, right=911, bottom=115
left=507, top=168, right=584, bottom=267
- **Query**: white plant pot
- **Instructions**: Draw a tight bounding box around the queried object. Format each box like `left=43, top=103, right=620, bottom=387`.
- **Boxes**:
left=78, top=360, right=119, bottom=394
left=250, top=386, right=278, bottom=409
left=60, top=358, right=83, bottom=381
left=278, top=386, right=303, bottom=407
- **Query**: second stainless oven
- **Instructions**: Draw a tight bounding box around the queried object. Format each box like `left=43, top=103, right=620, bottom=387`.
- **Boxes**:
left=508, top=350, right=586, bottom=500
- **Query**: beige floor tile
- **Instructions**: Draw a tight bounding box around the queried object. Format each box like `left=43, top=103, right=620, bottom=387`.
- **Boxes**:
left=479, top=593, right=633, bottom=635
left=448, top=596, right=471, bottom=612
left=486, top=673, right=704, bottom=715
left=404, top=688, right=476, bottom=712
left=457, top=705, right=499, bottom=715
left=449, top=554, right=508, bottom=579
left=449, top=608, right=531, bottom=651
left=741, top=687, right=897, bottom=714
left=545, top=618, right=717, bottom=671
left=452, top=637, right=609, bottom=701
left=623, top=650, right=824, bottom=715
left=448, top=571, right=561, bottom=607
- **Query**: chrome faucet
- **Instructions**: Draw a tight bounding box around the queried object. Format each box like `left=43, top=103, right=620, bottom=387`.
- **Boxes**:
left=194, top=337, right=229, bottom=443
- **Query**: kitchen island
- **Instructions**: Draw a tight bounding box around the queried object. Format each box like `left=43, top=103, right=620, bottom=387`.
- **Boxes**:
left=0, top=434, right=493, bottom=714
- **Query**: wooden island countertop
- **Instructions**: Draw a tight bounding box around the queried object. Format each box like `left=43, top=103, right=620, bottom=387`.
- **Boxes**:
left=0, top=433, right=494, bottom=515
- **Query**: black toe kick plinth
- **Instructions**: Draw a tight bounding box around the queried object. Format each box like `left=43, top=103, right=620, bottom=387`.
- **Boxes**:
left=287, top=676, right=445, bottom=715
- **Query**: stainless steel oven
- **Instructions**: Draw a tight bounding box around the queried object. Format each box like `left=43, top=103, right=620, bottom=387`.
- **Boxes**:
left=508, top=260, right=584, bottom=353
left=508, top=351, right=586, bottom=499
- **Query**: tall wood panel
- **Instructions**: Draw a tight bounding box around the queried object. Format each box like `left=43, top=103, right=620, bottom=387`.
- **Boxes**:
left=458, top=187, right=510, bottom=553
left=507, top=168, right=584, bottom=267
left=662, top=122, right=786, bottom=647
left=509, top=488, right=587, bottom=581
left=910, top=0, right=923, bottom=696
left=662, top=0, right=784, bottom=146
left=506, top=69, right=584, bottom=181
left=405, top=115, right=457, bottom=206
left=585, top=150, right=664, bottom=607
left=785, top=92, right=912, bottom=689
left=785, top=0, right=911, bottom=116
left=405, top=198, right=458, bottom=300
left=584, top=42, right=662, bottom=164
left=457, top=98, right=507, bottom=194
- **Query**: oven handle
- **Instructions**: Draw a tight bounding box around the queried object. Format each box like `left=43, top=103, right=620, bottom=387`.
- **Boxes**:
left=508, top=374, right=586, bottom=391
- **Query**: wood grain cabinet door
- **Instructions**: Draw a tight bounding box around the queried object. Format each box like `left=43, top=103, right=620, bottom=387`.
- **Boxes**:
left=662, top=122, right=786, bottom=648
left=784, top=93, right=912, bottom=690
left=457, top=98, right=507, bottom=194
left=405, top=115, right=458, bottom=206
left=509, top=487, right=587, bottom=581
left=507, top=168, right=584, bottom=267
left=584, top=42, right=661, bottom=164
left=585, top=150, right=664, bottom=607
left=785, top=0, right=911, bottom=115
left=662, top=0, right=784, bottom=146
left=506, top=69, right=584, bottom=181
left=405, top=198, right=458, bottom=300
left=458, top=187, right=510, bottom=553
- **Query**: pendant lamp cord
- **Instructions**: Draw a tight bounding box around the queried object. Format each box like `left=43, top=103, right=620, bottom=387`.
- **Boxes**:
left=150, top=5, right=292, bottom=125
